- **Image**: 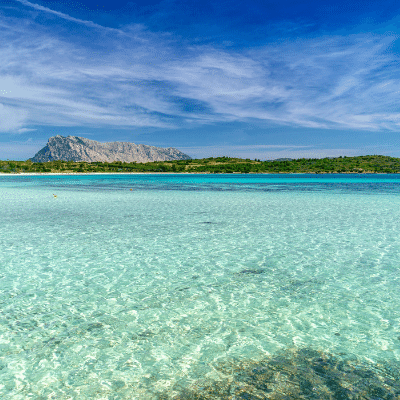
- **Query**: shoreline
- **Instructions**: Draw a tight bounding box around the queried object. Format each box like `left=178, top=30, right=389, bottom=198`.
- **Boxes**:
left=0, top=171, right=396, bottom=176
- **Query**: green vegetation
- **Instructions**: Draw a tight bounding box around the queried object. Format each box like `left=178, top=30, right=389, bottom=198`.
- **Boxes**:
left=1, top=155, right=400, bottom=174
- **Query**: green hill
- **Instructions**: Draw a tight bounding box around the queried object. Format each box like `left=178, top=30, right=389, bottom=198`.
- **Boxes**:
left=1, top=155, right=400, bottom=174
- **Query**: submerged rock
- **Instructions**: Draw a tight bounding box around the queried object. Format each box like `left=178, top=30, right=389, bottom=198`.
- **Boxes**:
left=159, top=347, right=400, bottom=399
left=238, top=269, right=267, bottom=275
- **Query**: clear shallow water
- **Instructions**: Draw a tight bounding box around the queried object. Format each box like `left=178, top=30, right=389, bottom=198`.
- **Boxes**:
left=1, top=174, right=400, bottom=399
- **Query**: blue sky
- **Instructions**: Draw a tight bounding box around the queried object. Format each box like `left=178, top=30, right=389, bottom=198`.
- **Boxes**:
left=1, top=0, right=400, bottom=160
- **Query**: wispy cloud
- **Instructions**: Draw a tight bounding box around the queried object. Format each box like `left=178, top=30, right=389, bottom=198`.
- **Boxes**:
left=1, top=2, right=400, bottom=135
left=0, top=103, right=28, bottom=132
left=14, top=0, right=124, bottom=33
left=0, top=137, right=45, bottom=159
left=16, top=128, right=37, bottom=133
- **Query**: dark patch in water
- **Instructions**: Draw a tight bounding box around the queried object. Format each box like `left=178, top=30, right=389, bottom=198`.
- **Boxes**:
left=43, top=337, right=62, bottom=347
left=86, top=322, right=103, bottom=331
left=157, top=347, right=400, bottom=399
left=176, top=286, right=190, bottom=292
left=131, top=329, right=155, bottom=340
left=238, top=268, right=267, bottom=275
left=15, top=319, right=39, bottom=331
left=112, top=380, right=126, bottom=390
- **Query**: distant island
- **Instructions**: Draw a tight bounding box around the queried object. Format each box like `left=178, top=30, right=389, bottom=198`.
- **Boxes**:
left=30, top=135, right=191, bottom=163
left=1, top=155, right=400, bottom=174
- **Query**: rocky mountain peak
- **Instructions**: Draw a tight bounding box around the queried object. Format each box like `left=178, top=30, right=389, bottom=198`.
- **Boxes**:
left=30, top=135, right=191, bottom=163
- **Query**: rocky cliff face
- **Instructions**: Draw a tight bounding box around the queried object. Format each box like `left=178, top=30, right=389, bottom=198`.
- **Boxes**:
left=31, top=135, right=191, bottom=163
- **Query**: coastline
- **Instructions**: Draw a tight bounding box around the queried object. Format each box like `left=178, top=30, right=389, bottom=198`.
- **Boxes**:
left=0, top=171, right=396, bottom=176
left=0, top=172, right=188, bottom=176
left=1, top=156, right=399, bottom=174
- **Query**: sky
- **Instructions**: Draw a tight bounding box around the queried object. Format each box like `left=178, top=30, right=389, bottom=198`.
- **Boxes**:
left=1, top=0, right=400, bottom=160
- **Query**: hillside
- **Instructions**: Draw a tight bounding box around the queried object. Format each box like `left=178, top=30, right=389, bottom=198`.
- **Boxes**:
left=1, top=155, right=400, bottom=174
left=30, top=135, right=191, bottom=163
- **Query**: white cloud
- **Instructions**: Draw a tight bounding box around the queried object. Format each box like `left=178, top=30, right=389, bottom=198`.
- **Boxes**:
left=0, top=138, right=46, bottom=160
left=1, top=3, right=400, bottom=134
left=14, top=0, right=124, bottom=33
left=16, top=128, right=37, bottom=133
left=0, top=103, right=28, bottom=132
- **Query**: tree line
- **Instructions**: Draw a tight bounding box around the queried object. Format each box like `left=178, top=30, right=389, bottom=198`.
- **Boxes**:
left=1, top=155, right=399, bottom=174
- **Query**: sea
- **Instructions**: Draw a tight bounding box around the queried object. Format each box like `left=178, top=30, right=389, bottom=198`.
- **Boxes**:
left=1, top=173, right=400, bottom=399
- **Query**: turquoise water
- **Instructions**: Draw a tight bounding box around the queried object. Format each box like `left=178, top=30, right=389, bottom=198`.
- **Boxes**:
left=1, top=174, right=400, bottom=399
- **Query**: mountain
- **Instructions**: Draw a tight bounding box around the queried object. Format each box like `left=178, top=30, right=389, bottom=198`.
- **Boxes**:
left=30, top=135, right=191, bottom=163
